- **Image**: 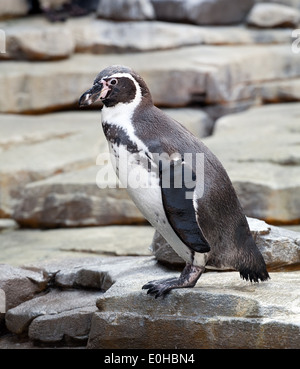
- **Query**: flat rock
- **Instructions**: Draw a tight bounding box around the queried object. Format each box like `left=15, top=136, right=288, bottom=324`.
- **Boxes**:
left=88, top=258, right=300, bottom=349
left=247, top=2, right=300, bottom=28
left=203, top=102, right=300, bottom=224
left=0, top=112, right=106, bottom=217
left=97, top=0, right=155, bottom=21
left=1, top=45, right=299, bottom=114
left=0, top=219, right=18, bottom=231
left=72, top=18, right=292, bottom=54
left=0, top=16, right=292, bottom=61
left=151, top=218, right=300, bottom=270
left=0, top=226, right=153, bottom=266
left=0, top=264, right=48, bottom=310
left=0, top=0, right=29, bottom=20
left=256, top=78, right=300, bottom=103
left=2, top=255, right=300, bottom=348
left=151, top=0, right=254, bottom=25
left=6, top=289, right=102, bottom=338
left=0, top=16, right=75, bottom=60
left=13, top=166, right=145, bottom=228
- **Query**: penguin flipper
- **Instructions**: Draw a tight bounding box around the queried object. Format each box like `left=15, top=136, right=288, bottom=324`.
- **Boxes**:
left=160, top=156, right=210, bottom=254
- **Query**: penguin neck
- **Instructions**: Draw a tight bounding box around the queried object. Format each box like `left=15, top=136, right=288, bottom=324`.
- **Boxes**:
left=101, top=90, right=150, bottom=153
left=101, top=75, right=142, bottom=128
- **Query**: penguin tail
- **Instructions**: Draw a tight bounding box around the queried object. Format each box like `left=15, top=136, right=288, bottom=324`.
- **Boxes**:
left=237, top=237, right=270, bottom=283
left=239, top=264, right=270, bottom=283
left=233, top=221, right=270, bottom=283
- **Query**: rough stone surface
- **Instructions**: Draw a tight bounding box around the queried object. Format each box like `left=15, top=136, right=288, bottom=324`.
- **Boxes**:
left=89, top=258, right=300, bottom=349
left=0, top=16, right=292, bottom=62
left=72, top=18, right=292, bottom=54
left=203, top=103, right=300, bottom=224
left=0, top=219, right=18, bottom=231
left=0, top=265, right=48, bottom=310
left=151, top=0, right=254, bottom=25
left=13, top=166, right=145, bottom=228
left=0, top=0, right=29, bottom=20
left=97, top=0, right=155, bottom=21
left=255, top=0, right=300, bottom=9
left=1, top=254, right=299, bottom=348
left=1, top=45, right=299, bottom=113
left=0, top=226, right=153, bottom=266
left=256, top=78, right=300, bottom=103
left=1, top=18, right=75, bottom=60
left=0, top=112, right=106, bottom=218
left=151, top=217, right=300, bottom=270
left=247, top=2, right=300, bottom=28
left=5, top=289, right=102, bottom=336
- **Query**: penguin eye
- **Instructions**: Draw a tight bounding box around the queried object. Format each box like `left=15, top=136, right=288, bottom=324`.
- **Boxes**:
left=109, top=78, right=118, bottom=86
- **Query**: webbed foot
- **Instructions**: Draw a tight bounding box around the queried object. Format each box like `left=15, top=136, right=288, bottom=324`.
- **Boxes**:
left=142, top=264, right=204, bottom=298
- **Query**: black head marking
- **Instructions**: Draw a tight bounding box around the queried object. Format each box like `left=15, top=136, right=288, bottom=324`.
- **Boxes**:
left=94, top=65, right=152, bottom=107
left=79, top=65, right=152, bottom=108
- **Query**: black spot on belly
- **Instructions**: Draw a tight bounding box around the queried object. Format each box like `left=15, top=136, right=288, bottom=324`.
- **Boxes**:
left=102, top=122, right=139, bottom=154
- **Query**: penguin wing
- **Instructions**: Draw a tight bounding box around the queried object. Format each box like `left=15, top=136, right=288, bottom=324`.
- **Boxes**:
left=160, top=156, right=210, bottom=254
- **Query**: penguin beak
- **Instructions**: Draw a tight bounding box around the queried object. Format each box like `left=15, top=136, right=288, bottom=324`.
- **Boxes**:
left=79, top=83, right=106, bottom=107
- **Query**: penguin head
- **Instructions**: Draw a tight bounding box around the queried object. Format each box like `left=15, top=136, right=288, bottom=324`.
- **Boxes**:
left=79, top=65, right=152, bottom=108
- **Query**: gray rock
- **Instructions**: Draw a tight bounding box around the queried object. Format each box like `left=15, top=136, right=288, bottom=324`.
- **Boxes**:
left=0, top=226, right=153, bottom=266
left=255, top=0, right=300, bottom=10
left=203, top=103, right=300, bottom=224
left=151, top=218, right=300, bottom=270
left=2, top=255, right=300, bottom=348
left=0, top=112, right=106, bottom=217
left=0, top=265, right=48, bottom=310
left=256, top=78, right=300, bottom=103
left=13, top=166, right=145, bottom=228
left=247, top=2, right=300, bottom=28
left=1, top=17, right=75, bottom=60
left=97, top=0, right=155, bottom=21
left=89, top=262, right=300, bottom=349
left=0, top=45, right=299, bottom=113
left=6, top=289, right=102, bottom=336
left=0, top=45, right=300, bottom=113
left=72, top=18, right=291, bottom=54
left=151, top=0, right=254, bottom=25
left=0, top=0, right=30, bottom=20
left=0, top=219, right=18, bottom=231
left=1, top=16, right=291, bottom=61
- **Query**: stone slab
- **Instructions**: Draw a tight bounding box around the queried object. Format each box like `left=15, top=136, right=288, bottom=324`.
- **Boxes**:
left=0, top=111, right=106, bottom=217
left=203, top=102, right=300, bottom=224
left=0, top=226, right=154, bottom=266
left=0, top=45, right=299, bottom=113
left=151, top=217, right=300, bottom=270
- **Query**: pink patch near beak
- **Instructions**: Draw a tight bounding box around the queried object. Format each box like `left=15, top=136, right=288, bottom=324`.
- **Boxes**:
left=99, top=81, right=110, bottom=100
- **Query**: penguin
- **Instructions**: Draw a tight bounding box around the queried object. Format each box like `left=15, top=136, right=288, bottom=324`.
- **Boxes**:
left=79, top=65, right=269, bottom=298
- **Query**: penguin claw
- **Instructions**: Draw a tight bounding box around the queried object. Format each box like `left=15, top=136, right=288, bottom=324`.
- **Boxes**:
left=142, top=278, right=178, bottom=298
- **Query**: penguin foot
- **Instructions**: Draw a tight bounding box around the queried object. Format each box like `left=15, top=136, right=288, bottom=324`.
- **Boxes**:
left=142, top=264, right=204, bottom=298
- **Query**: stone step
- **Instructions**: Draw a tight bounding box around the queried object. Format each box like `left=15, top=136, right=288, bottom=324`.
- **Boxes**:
left=0, top=111, right=106, bottom=218
left=203, top=102, right=300, bottom=224
left=0, top=15, right=292, bottom=61
left=1, top=255, right=299, bottom=348
left=0, top=225, right=154, bottom=266
left=0, top=44, right=299, bottom=113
